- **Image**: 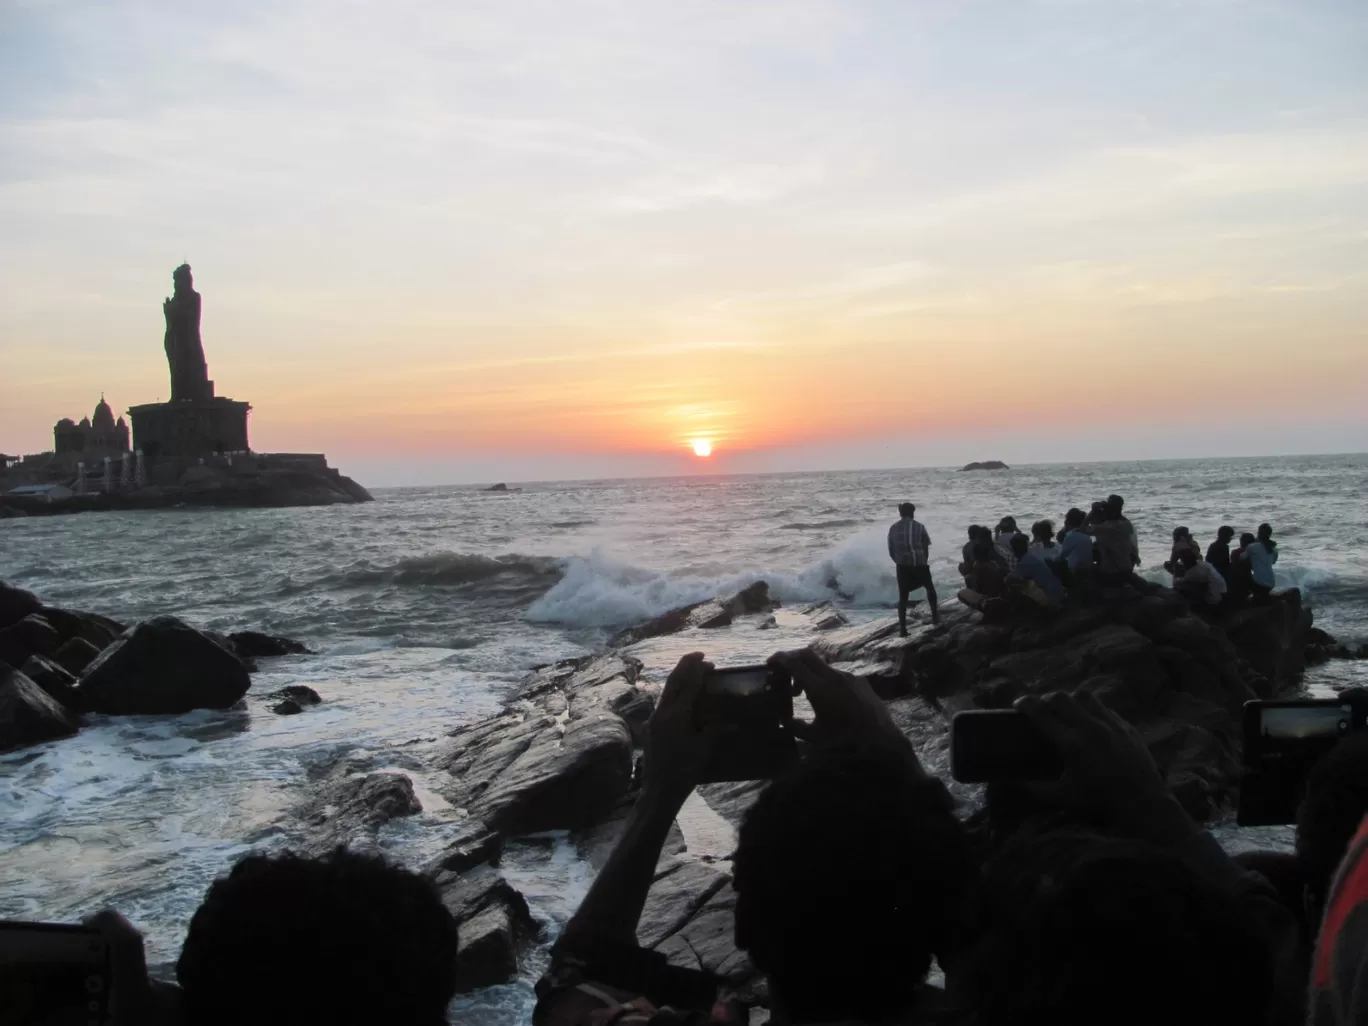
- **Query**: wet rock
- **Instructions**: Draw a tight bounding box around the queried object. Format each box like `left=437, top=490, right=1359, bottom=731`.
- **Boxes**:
left=434, top=863, right=539, bottom=991
left=695, top=780, right=768, bottom=828
left=53, top=637, right=103, bottom=676
left=797, top=601, right=849, bottom=631
left=78, top=615, right=252, bottom=715
left=37, top=608, right=125, bottom=651
left=229, top=631, right=313, bottom=657
left=299, top=769, right=422, bottom=853
left=273, top=699, right=303, bottom=715
left=427, top=822, right=505, bottom=876
left=0, top=614, right=60, bottom=668
left=0, top=665, right=79, bottom=752
left=609, top=582, right=777, bottom=647
left=638, top=858, right=731, bottom=948
left=19, top=655, right=85, bottom=713
left=651, top=879, right=757, bottom=989
left=440, top=653, right=644, bottom=836
left=573, top=796, right=687, bottom=874
left=756, top=615, right=778, bottom=630
left=0, top=583, right=42, bottom=630
left=271, top=685, right=321, bottom=711
left=960, top=461, right=1009, bottom=471
left=1217, top=590, right=1311, bottom=687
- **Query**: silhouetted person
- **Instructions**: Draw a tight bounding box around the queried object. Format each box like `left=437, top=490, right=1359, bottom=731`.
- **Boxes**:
left=994, top=516, right=1024, bottom=569
left=177, top=848, right=461, bottom=1026
left=887, top=502, right=937, bottom=634
left=1171, top=549, right=1226, bottom=607
left=1206, top=525, right=1236, bottom=579
left=1229, top=532, right=1258, bottom=602
left=1082, top=495, right=1139, bottom=584
left=1163, top=526, right=1200, bottom=574
left=1298, top=730, right=1368, bottom=937
left=1058, top=508, right=1094, bottom=573
left=1029, top=520, right=1063, bottom=562
left=1007, top=533, right=1064, bottom=608
left=1247, top=522, right=1280, bottom=602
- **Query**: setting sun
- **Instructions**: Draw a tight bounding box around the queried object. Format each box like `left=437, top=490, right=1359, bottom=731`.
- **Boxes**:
left=692, top=439, right=713, bottom=458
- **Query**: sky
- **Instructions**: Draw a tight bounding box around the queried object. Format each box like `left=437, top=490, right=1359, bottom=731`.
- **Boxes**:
left=2, top=0, right=1366, bottom=486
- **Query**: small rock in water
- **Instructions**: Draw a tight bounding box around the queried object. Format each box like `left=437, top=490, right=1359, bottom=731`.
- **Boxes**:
left=229, top=631, right=313, bottom=657
left=270, top=685, right=321, bottom=715
left=273, top=699, right=303, bottom=715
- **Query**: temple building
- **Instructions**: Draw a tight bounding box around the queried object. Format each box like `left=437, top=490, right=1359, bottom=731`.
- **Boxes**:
left=128, top=264, right=251, bottom=478
left=53, top=396, right=131, bottom=458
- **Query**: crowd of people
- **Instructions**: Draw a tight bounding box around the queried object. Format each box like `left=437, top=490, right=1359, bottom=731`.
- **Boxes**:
left=79, top=652, right=1368, bottom=1026
left=887, top=494, right=1284, bottom=625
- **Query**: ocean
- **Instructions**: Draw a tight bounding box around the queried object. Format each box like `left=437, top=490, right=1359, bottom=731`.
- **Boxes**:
left=2, top=454, right=1366, bottom=1022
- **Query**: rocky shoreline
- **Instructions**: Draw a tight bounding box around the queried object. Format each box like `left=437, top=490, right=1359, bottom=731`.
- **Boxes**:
left=2, top=573, right=1364, bottom=998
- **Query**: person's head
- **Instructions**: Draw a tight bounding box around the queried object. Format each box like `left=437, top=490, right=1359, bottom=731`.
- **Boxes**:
left=1010, top=533, right=1030, bottom=558
left=997, top=516, right=1017, bottom=535
left=950, top=827, right=1274, bottom=1026
left=1296, top=734, right=1368, bottom=930
left=734, top=743, right=974, bottom=1024
left=1104, top=495, right=1124, bottom=520
left=1172, top=526, right=1188, bottom=541
left=1178, top=550, right=1197, bottom=569
left=1032, top=520, right=1055, bottom=544
left=972, top=539, right=997, bottom=562
left=1064, top=508, right=1086, bottom=530
left=1218, top=525, right=1236, bottom=542
left=1240, top=532, right=1257, bottom=548
left=1258, top=522, right=1273, bottom=540
left=967, top=525, right=980, bottom=541
left=177, top=847, right=461, bottom=1026
left=899, top=502, right=916, bottom=519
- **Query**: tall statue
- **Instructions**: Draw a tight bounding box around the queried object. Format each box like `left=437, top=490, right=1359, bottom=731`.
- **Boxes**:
left=163, top=263, right=211, bottom=401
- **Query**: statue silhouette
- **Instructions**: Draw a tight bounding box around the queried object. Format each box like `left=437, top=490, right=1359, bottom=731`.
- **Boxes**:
left=163, top=264, right=211, bottom=401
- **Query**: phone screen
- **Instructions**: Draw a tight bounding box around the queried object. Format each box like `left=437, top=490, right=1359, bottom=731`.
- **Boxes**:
left=695, top=665, right=797, bottom=782
left=950, top=709, right=1064, bottom=784
left=0, top=922, right=109, bottom=1026
left=1238, top=699, right=1357, bottom=826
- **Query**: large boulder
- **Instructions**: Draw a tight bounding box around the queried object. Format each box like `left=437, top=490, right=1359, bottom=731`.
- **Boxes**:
left=0, top=665, right=79, bottom=752
left=0, top=614, right=60, bottom=668
left=53, top=637, right=102, bottom=676
left=0, top=583, right=41, bottom=630
left=78, top=616, right=252, bottom=715
left=19, top=655, right=85, bottom=714
left=439, top=654, right=643, bottom=836
left=38, top=607, right=125, bottom=651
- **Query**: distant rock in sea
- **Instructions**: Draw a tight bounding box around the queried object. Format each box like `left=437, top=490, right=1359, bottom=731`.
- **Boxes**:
left=486, top=483, right=509, bottom=492
left=960, top=460, right=1009, bottom=472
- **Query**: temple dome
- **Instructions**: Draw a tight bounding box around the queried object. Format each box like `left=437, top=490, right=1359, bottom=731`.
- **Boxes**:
left=93, top=395, right=115, bottom=432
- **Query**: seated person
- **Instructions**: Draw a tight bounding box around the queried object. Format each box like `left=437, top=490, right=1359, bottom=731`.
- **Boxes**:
left=1029, top=520, right=1064, bottom=562
left=1006, top=533, right=1064, bottom=607
left=1171, top=550, right=1226, bottom=606
left=959, top=539, right=1008, bottom=612
left=994, top=516, right=1024, bottom=568
left=949, top=691, right=1303, bottom=1026
left=1163, top=526, right=1201, bottom=574
left=1229, top=532, right=1258, bottom=601
left=536, top=650, right=976, bottom=1026
left=1081, top=496, right=1139, bottom=583
left=1058, top=508, right=1094, bottom=571
left=1247, top=522, right=1280, bottom=602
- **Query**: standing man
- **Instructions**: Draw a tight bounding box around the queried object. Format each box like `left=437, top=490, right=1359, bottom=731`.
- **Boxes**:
left=888, top=502, right=938, bottom=635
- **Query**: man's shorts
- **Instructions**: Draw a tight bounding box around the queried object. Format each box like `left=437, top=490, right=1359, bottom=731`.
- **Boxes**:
left=896, top=564, right=933, bottom=593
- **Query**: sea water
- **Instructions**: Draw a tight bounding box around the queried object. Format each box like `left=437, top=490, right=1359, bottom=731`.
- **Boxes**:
left=2, top=455, right=1365, bottom=1022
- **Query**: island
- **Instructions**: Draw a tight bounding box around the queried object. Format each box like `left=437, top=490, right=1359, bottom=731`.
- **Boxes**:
left=960, top=460, right=1010, bottom=472
left=1, top=265, right=372, bottom=515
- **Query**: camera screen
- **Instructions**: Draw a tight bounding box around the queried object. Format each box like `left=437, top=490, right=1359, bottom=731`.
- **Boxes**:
left=0, top=924, right=108, bottom=1026
left=705, top=668, right=769, bottom=697
left=1258, top=705, right=1350, bottom=740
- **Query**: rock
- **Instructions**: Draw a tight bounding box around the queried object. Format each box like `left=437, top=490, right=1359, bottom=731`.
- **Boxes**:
left=756, top=615, right=778, bottom=630
left=0, top=614, right=61, bottom=667
left=434, top=863, right=539, bottom=991
left=638, top=858, right=731, bottom=948
left=271, top=685, right=321, bottom=707
left=440, top=653, right=643, bottom=836
left=797, top=601, right=849, bottom=631
left=1216, top=591, right=1311, bottom=687
left=427, top=822, right=505, bottom=876
left=273, top=699, right=303, bottom=715
left=78, top=615, right=252, bottom=715
left=52, top=637, right=103, bottom=676
left=960, top=461, right=1009, bottom=472
left=37, top=608, right=125, bottom=651
left=573, top=796, right=687, bottom=874
left=19, top=655, right=85, bottom=713
left=298, top=769, right=422, bottom=853
left=0, top=583, right=42, bottom=630
left=0, top=665, right=79, bottom=752
left=229, top=631, right=313, bottom=657
left=695, top=780, right=769, bottom=828
left=486, top=482, right=509, bottom=491
left=609, top=582, right=777, bottom=647
left=652, top=879, right=758, bottom=989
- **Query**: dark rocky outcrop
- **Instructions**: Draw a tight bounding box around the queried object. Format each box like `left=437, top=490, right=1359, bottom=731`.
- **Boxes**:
left=230, top=631, right=313, bottom=658
left=610, top=581, right=777, bottom=647
left=78, top=615, right=252, bottom=715
left=960, top=460, right=1009, bottom=471
left=20, top=655, right=85, bottom=714
left=37, top=608, right=125, bottom=652
left=439, top=653, right=645, bottom=835
left=0, top=665, right=79, bottom=752
left=297, top=768, right=422, bottom=854
left=0, top=583, right=42, bottom=631
left=271, top=685, right=322, bottom=715
left=0, top=614, right=60, bottom=668
left=434, top=863, right=539, bottom=991
left=52, top=637, right=103, bottom=676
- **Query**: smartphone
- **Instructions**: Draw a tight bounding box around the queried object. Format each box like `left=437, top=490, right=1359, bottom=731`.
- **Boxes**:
left=1237, top=698, right=1367, bottom=826
left=0, top=922, right=110, bottom=1026
left=694, top=664, right=798, bottom=783
left=949, top=709, right=1064, bottom=783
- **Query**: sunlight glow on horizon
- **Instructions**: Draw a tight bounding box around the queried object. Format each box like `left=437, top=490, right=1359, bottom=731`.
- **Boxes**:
left=692, top=438, right=713, bottom=458
left=1, top=1, right=1366, bottom=483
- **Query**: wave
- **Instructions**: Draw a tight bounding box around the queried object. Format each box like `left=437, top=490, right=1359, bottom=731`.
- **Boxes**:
left=777, top=519, right=868, bottom=531
left=314, top=552, right=564, bottom=590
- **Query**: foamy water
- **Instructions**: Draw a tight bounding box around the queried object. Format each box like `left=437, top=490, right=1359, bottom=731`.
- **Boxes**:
left=2, top=455, right=1366, bottom=1022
